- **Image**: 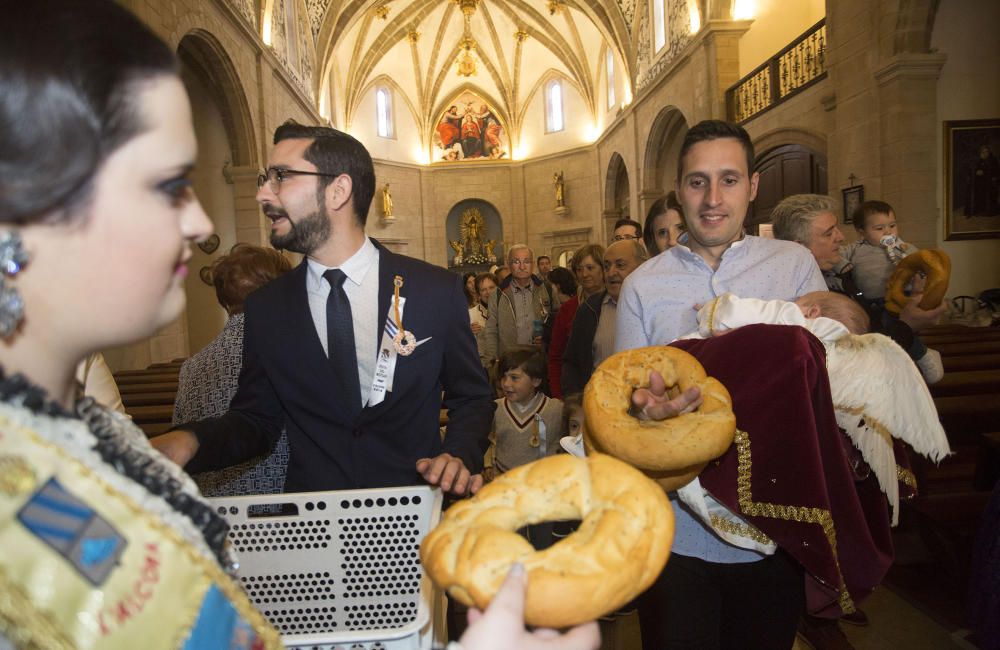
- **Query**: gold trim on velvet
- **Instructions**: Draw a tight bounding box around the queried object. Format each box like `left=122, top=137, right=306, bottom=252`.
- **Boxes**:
left=733, top=429, right=856, bottom=614
left=897, top=466, right=918, bottom=490
left=709, top=513, right=773, bottom=545
left=706, top=297, right=721, bottom=336
left=0, top=565, right=75, bottom=650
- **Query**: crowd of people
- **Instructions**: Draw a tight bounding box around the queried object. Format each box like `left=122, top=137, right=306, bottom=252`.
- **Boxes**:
left=0, top=1, right=968, bottom=649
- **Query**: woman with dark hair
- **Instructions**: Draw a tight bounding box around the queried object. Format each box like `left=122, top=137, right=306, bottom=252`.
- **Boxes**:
left=0, top=1, right=278, bottom=645
left=0, top=3, right=596, bottom=647
left=173, top=244, right=292, bottom=497
left=642, top=191, right=686, bottom=255
left=545, top=267, right=579, bottom=398
left=463, top=271, right=478, bottom=308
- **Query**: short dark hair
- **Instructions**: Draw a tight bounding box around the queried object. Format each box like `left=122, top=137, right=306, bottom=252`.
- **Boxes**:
left=536, top=255, right=551, bottom=264
left=852, top=200, right=895, bottom=230
left=547, top=267, right=578, bottom=297
left=642, top=191, right=684, bottom=254
left=498, top=347, right=546, bottom=381
left=474, top=272, right=498, bottom=294
left=677, top=120, right=755, bottom=182
left=273, top=121, right=376, bottom=226
left=613, top=218, right=642, bottom=234
left=211, top=244, right=292, bottom=314
left=1, top=0, right=178, bottom=224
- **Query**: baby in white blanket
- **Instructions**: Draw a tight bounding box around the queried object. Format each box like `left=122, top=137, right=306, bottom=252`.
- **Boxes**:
left=676, top=291, right=949, bottom=541
left=685, top=290, right=870, bottom=343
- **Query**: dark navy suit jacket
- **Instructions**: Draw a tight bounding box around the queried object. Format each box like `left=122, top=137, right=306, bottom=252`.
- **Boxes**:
left=185, top=239, right=494, bottom=492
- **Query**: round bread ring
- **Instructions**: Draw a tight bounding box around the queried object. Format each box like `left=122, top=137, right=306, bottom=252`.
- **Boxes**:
left=583, top=346, right=736, bottom=473
left=885, top=249, right=951, bottom=315
left=419, top=453, right=673, bottom=628
left=584, top=429, right=704, bottom=493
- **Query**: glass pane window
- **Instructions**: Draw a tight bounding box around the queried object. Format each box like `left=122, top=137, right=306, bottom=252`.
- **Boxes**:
left=546, top=80, right=564, bottom=133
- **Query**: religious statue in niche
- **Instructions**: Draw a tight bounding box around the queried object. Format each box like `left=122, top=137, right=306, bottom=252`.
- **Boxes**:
left=434, top=91, right=507, bottom=161
left=553, top=171, right=565, bottom=207
left=381, top=183, right=393, bottom=217
left=449, top=208, right=496, bottom=267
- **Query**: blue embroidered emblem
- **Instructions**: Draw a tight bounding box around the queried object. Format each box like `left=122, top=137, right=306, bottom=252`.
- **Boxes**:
left=17, top=478, right=126, bottom=585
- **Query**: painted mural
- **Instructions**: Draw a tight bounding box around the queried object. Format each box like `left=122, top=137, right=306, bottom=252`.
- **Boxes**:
left=433, top=91, right=508, bottom=161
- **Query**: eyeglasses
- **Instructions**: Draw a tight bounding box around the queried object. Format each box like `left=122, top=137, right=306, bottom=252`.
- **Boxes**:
left=257, top=168, right=338, bottom=192
left=612, top=234, right=640, bottom=242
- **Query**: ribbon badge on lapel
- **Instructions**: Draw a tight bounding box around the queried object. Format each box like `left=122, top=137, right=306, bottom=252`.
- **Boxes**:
left=391, top=275, right=417, bottom=356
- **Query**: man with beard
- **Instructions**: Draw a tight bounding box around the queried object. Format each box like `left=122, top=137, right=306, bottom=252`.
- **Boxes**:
left=153, top=122, right=494, bottom=495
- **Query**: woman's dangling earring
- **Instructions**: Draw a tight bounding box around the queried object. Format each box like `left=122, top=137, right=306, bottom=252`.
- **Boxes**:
left=0, top=231, right=30, bottom=338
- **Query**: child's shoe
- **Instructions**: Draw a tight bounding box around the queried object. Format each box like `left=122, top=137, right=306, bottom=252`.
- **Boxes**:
left=916, top=348, right=944, bottom=384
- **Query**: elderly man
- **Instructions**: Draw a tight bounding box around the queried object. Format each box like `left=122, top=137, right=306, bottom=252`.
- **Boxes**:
left=770, top=194, right=945, bottom=368
left=616, top=120, right=827, bottom=650
left=562, top=239, right=647, bottom=395
left=483, top=244, right=554, bottom=364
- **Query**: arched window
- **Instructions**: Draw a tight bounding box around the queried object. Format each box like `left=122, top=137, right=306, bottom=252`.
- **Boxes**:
left=376, top=86, right=394, bottom=139
left=606, top=49, right=616, bottom=108
left=652, top=0, right=666, bottom=52
left=545, top=79, right=564, bottom=133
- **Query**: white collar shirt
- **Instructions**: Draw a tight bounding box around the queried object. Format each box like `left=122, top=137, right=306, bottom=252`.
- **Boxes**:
left=306, top=237, right=380, bottom=408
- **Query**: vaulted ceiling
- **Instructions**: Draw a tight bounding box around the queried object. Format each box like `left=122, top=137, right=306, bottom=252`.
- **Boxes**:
left=310, top=0, right=637, bottom=139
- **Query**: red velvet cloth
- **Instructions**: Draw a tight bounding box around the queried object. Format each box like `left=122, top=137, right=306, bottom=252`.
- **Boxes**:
left=671, top=324, right=895, bottom=618
left=547, top=295, right=579, bottom=398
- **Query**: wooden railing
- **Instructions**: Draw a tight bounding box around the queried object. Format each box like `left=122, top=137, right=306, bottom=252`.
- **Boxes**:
left=726, top=19, right=827, bottom=124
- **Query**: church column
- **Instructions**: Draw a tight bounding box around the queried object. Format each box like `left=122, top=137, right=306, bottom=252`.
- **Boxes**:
left=697, top=20, right=752, bottom=120
left=230, top=166, right=268, bottom=245
left=873, top=53, right=947, bottom=247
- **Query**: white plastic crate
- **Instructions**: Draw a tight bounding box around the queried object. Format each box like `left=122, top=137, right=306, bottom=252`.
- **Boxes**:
left=209, top=486, right=442, bottom=650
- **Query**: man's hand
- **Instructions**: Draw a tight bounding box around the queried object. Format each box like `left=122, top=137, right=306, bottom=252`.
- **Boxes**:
left=471, top=322, right=483, bottom=335
left=630, top=370, right=702, bottom=420
left=898, top=293, right=947, bottom=333
left=416, top=453, right=483, bottom=496
left=150, top=429, right=200, bottom=467
left=459, top=563, right=600, bottom=650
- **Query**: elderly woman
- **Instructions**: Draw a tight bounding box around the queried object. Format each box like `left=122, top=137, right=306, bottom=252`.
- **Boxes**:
left=642, top=191, right=685, bottom=255
left=0, top=3, right=596, bottom=648
left=173, top=244, right=292, bottom=497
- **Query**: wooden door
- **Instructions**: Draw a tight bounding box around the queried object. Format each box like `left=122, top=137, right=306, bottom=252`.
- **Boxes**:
left=749, top=144, right=827, bottom=230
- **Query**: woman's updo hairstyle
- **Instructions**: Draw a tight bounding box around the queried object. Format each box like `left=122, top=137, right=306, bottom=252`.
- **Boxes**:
left=0, top=0, right=177, bottom=225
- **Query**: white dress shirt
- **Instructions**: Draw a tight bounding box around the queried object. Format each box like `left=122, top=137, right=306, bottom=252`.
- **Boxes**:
left=306, top=238, right=380, bottom=408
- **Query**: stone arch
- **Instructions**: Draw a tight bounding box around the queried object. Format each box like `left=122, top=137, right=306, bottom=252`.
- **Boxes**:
left=893, top=0, right=940, bottom=55
left=177, top=30, right=258, bottom=168
left=604, top=152, right=631, bottom=240
left=752, top=127, right=827, bottom=161
left=444, top=199, right=504, bottom=271
left=641, top=106, right=690, bottom=206
left=750, top=129, right=829, bottom=227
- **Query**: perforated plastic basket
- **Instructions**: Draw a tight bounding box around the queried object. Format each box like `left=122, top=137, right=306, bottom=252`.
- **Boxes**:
left=209, top=486, right=442, bottom=649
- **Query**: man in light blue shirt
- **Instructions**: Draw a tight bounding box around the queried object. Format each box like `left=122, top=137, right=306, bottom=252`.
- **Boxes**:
left=617, top=120, right=826, bottom=650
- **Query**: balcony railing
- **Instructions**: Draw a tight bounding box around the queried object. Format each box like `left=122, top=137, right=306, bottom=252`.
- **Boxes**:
left=726, top=19, right=827, bottom=124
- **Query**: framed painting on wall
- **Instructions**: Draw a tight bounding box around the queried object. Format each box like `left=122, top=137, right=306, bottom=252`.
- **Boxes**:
left=944, top=119, right=1000, bottom=240
left=842, top=185, right=864, bottom=224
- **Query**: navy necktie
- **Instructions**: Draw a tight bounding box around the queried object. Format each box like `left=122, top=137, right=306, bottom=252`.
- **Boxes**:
left=323, top=269, right=362, bottom=412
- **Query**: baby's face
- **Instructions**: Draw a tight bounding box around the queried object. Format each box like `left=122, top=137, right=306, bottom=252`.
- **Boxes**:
left=858, top=211, right=899, bottom=247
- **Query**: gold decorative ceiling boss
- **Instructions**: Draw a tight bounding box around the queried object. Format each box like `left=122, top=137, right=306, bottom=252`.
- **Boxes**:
left=547, top=0, right=565, bottom=15
left=450, top=0, right=480, bottom=17
left=456, top=37, right=478, bottom=77
left=407, top=30, right=420, bottom=43
left=514, top=29, right=529, bottom=43
left=373, top=4, right=390, bottom=19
